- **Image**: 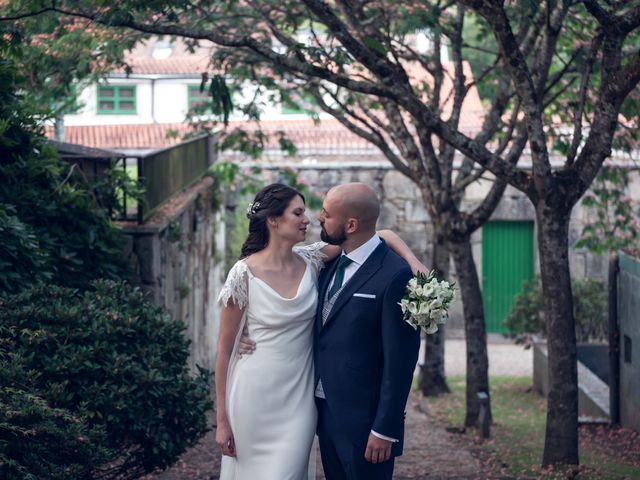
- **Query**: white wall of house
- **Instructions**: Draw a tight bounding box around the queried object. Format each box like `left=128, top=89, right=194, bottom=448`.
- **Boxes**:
left=66, top=77, right=197, bottom=125
left=64, top=76, right=307, bottom=126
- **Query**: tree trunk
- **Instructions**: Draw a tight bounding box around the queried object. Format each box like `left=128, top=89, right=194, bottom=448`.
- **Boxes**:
left=450, top=236, right=491, bottom=427
left=54, top=113, right=65, bottom=142
left=418, top=222, right=450, bottom=396
left=537, top=203, right=579, bottom=466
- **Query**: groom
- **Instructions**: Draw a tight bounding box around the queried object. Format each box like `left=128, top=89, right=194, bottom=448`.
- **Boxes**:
left=314, top=183, right=420, bottom=479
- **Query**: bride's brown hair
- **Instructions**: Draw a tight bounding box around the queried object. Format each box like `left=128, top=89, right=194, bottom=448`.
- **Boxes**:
left=240, top=183, right=306, bottom=259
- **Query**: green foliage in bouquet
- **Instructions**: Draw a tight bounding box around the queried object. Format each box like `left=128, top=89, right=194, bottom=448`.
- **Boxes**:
left=0, top=281, right=212, bottom=479
left=504, top=276, right=608, bottom=344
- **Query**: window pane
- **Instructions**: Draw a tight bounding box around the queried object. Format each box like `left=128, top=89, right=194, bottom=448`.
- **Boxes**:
left=99, top=87, right=114, bottom=98
left=119, top=101, right=135, bottom=111
left=119, top=88, right=135, bottom=98
left=100, top=101, right=115, bottom=111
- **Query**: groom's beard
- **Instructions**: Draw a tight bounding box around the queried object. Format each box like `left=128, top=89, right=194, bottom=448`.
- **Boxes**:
left=320, top=225, right=347, bottom=245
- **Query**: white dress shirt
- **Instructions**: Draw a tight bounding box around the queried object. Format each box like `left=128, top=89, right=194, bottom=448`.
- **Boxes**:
left=325, top=234, right=398, bottom=443
left=327, top=234, right=381, bottom=293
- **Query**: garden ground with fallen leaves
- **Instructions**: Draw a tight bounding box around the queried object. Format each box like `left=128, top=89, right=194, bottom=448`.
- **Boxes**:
left=429, top=376, right=640, bottom=479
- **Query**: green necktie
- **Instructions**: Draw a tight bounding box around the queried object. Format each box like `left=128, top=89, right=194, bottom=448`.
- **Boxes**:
left=328, top=255, right=353, bottom=299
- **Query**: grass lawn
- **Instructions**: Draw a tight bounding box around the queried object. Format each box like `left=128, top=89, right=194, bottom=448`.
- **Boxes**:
left=427, top=376, right=640, bottom=479
left=113, top=162, right=141, bottom=215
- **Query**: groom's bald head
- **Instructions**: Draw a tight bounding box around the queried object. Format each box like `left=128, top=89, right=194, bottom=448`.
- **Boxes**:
left=327, top=183, right=380, bottom=232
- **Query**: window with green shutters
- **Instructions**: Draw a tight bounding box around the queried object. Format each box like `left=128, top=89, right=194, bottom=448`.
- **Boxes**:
left=97, top=86, right=136, bottom=114
left=187, top=85, right=211, bottom=113
left=281, top=93, right=316, bottom=114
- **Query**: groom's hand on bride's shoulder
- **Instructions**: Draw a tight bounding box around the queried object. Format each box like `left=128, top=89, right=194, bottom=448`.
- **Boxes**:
left=238, top=334, right=256, bottom=356
left=364, top=434, right=392, bottom=464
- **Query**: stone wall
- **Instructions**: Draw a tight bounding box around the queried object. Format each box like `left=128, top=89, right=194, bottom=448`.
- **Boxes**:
left=120, top=177, right=225, bottom=373
left=617, top=251, right=640, bottom=432
left=256, top=162, right=634, bottom=330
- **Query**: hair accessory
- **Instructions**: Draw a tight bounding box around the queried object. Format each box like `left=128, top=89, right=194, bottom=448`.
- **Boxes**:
left=246, top=201, right=261, bottom=216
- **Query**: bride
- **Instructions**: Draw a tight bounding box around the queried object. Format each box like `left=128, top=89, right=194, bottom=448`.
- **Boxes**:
left=215, top=183, right=423, bottom=479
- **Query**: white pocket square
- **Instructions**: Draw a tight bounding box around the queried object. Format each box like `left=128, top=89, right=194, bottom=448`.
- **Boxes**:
left=353, top=293, right=376, bottom=299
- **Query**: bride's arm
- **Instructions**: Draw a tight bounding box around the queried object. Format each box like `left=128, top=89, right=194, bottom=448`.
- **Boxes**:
left=319, top=230, right=428, bottom=274
left=215, top=303, right=244, bottom=458
left=378, top=229, right=429, bottom=275
left=319, top=243, right=341, bottom=262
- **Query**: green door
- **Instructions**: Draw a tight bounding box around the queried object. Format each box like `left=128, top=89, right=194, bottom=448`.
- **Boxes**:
left=482, top=220, right=534, bottom=333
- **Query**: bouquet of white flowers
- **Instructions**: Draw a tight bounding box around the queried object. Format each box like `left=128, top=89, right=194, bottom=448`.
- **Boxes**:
left=399, top=271, right=456, bottom=334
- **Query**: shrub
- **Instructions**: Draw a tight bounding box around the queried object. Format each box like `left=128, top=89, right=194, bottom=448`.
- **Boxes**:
left=0, top=56, right=129, bottom=295
left=0, top=204, right=51, bottom=292
left=504, top=276, right=608, bottom=344
left=572, top=278, right=608, bottom=342
left=0, top=281, right=212, bottom=479
left=0, top=347, right=111, bottom=480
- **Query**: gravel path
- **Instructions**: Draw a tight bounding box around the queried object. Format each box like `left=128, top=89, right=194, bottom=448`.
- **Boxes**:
left=144, top=336, right=530, bottom=479
left=445, top=336, right=532, bottom=377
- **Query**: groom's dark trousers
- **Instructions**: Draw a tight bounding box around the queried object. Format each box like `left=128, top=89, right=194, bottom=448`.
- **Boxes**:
left=314, top=241, right=421, bottom=480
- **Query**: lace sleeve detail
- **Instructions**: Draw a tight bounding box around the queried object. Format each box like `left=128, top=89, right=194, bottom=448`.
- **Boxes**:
left=293, top=241, right=328, bottom=272
left=217, top=261, right=249, bottom=309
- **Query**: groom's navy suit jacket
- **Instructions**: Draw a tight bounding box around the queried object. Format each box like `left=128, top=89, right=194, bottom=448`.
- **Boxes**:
left=314, top=240, right=420, bottom=457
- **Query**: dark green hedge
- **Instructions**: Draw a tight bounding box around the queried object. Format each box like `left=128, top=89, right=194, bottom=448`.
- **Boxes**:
left=0, top=56, right=129, bottom=295
left=0, top=281, right=212, bottom=479
left=0, top=352, right=111, bottom=480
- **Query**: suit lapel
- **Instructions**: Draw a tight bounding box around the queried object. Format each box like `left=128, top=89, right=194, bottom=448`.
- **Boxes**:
left=321, top=242, right=388, bottom=329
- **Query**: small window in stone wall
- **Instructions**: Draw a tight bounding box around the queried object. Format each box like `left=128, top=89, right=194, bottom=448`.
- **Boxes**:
left=624, top=335, right=632, bottom=363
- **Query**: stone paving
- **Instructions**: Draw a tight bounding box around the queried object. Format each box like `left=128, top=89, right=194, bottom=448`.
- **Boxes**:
left=144, top=336, right=530, bottom=480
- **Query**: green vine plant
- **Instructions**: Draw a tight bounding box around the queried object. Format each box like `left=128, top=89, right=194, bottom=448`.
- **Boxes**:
left=93, top=162, right=145, bottom=220
left=278, top=167, right=323, bottom=210
left=576, top=164, right=640, bottom=255
left=208, top=161, right=323, bottom=273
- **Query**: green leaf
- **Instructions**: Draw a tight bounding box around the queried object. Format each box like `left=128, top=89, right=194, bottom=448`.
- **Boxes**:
left=362, top=36, right=387, bottom=56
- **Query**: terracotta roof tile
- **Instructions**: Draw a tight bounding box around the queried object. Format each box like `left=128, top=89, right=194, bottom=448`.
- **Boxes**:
left=113, top=56, right=213, bottom=76
left=111, top=38, right=215, bottom=76
left=46, top=115, right=484, bottom=155
left=47, top=123, right=185, bottom=150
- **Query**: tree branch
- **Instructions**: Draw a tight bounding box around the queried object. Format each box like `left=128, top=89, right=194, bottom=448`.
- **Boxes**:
left=461, top=0, right=551, bottom=184
left=0, top=6, right=58, bottom=22
left=566, top=33, right=603, bottom=166
left=309, top=87, right=414, bottom=179
left=440, top=5, right=467, bottom=187
left=583, top=0, right=612, bottom=25
left=39, top=3, right=398, bottom=101
left=462, top=176, right=508, bottom=234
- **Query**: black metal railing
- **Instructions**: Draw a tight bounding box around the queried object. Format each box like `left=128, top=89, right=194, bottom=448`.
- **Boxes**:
left=53, top=135, right=217, bottom=224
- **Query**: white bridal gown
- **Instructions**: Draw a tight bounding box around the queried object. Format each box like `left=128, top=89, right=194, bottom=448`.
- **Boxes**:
left=217, top=243, right=325, bottom=480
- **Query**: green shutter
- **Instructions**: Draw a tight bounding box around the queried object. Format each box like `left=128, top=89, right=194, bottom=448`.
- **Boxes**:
left=482, top=220, right=534, bottom=333
left=97, top=86, right=137, bottom=115
left=187, top=85, right=211, bottom=112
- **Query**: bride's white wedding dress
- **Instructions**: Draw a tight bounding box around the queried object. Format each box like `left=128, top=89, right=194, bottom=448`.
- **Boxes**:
left=217, top=243, right=325, bottom=480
